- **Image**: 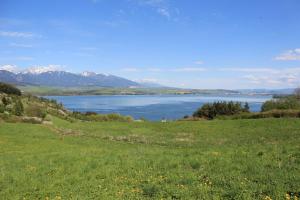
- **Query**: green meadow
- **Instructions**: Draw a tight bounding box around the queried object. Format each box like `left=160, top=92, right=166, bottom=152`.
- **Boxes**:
left=0, top=118, right=299, bottom=199
left=18, top=85, right=237, bottom=96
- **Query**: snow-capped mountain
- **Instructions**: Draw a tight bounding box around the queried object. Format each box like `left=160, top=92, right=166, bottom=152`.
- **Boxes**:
left=0, top=65, right=20, bottom=73
left=0, top=69, right=140, bottom=88
left=81, top=71, right=97, bottom=77
left=22, top=66, right=61, bottom=74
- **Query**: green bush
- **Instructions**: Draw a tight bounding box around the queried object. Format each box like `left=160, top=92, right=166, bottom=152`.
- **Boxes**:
left=223, top=109, right=300, bottom=120
left=193, top=101, right=249, bottom=119
left=71, top=111, right=133, bottom=122
left=13, top=99, right=24, bottom=116
left=0, top=104, right=5, bottom=113
left=1, top=96, right=11, bottom=106
left=0, top=82, right=21, bottom=96
left=25, top=105, right=47, bottom=119
left=261, top=97, right=300, bottom=112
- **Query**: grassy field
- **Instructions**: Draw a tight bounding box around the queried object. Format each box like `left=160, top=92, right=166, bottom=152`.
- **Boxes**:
left=18, top=85, right=237, bottom=96
left=0, top=118, right=299, bottom=199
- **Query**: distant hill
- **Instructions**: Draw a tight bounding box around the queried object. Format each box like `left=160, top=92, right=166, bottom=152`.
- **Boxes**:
left=137, top=80, right=166, bottom=88
left=237, top=88, right=295, bottom=95
left=0, top=70, right=140, bottom=88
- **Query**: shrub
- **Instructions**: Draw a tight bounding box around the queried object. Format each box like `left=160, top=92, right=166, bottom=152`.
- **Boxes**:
left=193, top=101, right=249, bottom=119
left=13, top=99, right=24, bottom=116
left=85, top=111, right=98, bottom=116
left=295, top=87, right=300, bottom=99
left=71, top=111, right=133, bottom=122
left=0, top=82, right=21, bottom=96
left=224, top=109, right=300, bottom=120
left=261, top=97, right=300, bottom=112
left=4, top=115, right=22, bottom=123
left=0, top=104, right=5, bottom=113
left=2, top=96, right=11, bottom=106
left=141, top=184, right=159, bottom=197
left=25, top=105, right=47, bottom=119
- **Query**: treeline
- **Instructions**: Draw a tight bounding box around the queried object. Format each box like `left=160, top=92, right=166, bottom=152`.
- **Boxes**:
left=187, top=88, right=300, bottom=120
left=0, top=82, right=21, bottom=96
left=261, top=96, right=300, bottom=111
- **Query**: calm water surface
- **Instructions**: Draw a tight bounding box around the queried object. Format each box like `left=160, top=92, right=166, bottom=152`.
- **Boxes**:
left=46, top=95, right=272, bottom=121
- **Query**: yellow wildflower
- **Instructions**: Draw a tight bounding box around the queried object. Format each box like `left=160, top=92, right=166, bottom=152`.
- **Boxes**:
left=264, top=195, right=272, bottom=200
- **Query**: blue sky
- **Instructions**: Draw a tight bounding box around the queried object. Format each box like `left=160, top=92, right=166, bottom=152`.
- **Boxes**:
left=0, top=0, right=300, bottom=89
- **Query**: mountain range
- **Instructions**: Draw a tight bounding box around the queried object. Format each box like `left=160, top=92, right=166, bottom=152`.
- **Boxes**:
left=0, top=69, right=296, bottom=95
left=0, top=69, right=143, bottom=88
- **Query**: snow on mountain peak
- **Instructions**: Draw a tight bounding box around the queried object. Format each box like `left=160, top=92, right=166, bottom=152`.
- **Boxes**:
left=1, top=65, right=113, bottom=78
left=23, top=65, right=62, bottom=74
left=0, top=65, right=20, bottom=73
left=81, top=71, right=97, bottom=77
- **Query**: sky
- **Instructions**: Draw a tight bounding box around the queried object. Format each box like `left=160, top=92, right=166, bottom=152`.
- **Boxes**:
left=0, top=0, right=300, bottom=89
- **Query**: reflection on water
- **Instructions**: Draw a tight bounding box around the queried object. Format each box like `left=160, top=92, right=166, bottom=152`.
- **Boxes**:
left=46, top=95, right=272, bottom=121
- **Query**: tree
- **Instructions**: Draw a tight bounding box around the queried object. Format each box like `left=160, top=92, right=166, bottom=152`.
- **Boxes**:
left=0, top=82, right=21, bottom=96
left=193, top=101, right=248, bottom=119
left=244, top=102, right=250, bottom=112
left=294, top=86, right=300, bottom=99
left=2, top=97, right=9, bottom=106
left=13, top=99, right=24, bottom=116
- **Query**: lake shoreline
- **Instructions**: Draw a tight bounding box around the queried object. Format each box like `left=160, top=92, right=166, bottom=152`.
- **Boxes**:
left=45, top=94, right=272, bottom=121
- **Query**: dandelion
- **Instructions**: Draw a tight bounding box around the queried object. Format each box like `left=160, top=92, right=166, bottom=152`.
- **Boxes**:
left=117, top=190, right=124, bottom=197
left=55, top=196, right=62, bottom=200
left=264, top=195, right=272, bottom=200
left=131, top=188, right=141, bottom=193
left=211, top=151, right=220, bottom=156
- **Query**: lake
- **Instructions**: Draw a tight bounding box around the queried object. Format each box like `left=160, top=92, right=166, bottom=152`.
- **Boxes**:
left=45, top=95, right=272, bottom=121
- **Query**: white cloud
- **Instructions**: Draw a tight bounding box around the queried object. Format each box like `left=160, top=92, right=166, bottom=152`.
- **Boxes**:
left=10, top=43, right=33, bottom=48
left=194, top=60, right=204, bottom=65
left=121, top=68, right=139, bottom=72
left=80, top=47, right=98, bottom=51
left=244, top=73, right=300, bottom=87
left=221, top=67, right=300, bottom=87
left=0, top=31, right=39, bottom=38
left=16, top=56, right=34, bottom=61
left=137, top=78, right=159, bottom=83
left=172, top=67, right=206, bottom=72
left=101, top=18, right=129, bottom=28
left=221, top=67, right=300, bottom=74
left=275, top=48, right=300, bottom=61
left=147, top=68, right=162, bottom=72
left=220, top=67, right=279, bottom=73
left=0, top=18, right=29, bottom=28
left=73, top=52, right=94, bottom=57
left=157, top=8, right=170, bottom=18
left=121, top=67, right=206, bottom=73
left=134, top=0, right=177, bottom=20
